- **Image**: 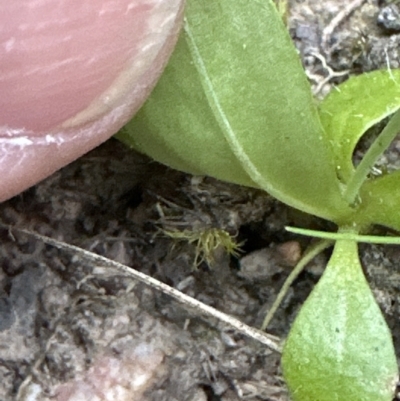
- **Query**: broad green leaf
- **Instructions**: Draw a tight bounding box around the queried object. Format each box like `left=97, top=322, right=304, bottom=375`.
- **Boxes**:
left=354, top=170, right=400, bottom=231
left=120, top=0, right=351, bottom=222
left=282, top=240, right=398, bottom=401
left=318, top=70, right=400, bottom=183
left=118, top=33, right=253, bottom=188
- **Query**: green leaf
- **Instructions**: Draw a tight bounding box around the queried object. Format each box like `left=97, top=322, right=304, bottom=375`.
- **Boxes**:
left=117, top=33, right=253, bottom=188
left=282, top=239, right=398, bottom=401
left=318, top=69, right=400, bottom=183
left=354, top=170, right=400, bottom=231
left=120, top=0, right=350, bottom=222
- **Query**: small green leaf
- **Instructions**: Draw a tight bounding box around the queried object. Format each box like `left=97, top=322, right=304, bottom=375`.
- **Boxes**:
left=354, top=170, right=400, bottom=231
left=318, top=69, right=400, bottom=183
left=282, top=239, right=398, bottom=401
left=341, top=109, right=400, bottom=206
left=120, top=0, right=350, bottom=222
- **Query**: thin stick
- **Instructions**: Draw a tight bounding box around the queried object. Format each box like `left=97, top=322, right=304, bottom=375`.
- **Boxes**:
left=15, top=227, right=282, bottom=353
left=308, top=52, right=349, bottom=95
left=322, top=0, right=366, bottom=48
left=261, top=240, right=332, bottom=331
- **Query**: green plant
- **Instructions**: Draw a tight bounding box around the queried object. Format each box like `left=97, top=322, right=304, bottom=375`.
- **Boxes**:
left=163, top=227, right=242, bottom=268
left=117, top=1, right=400, bottom=400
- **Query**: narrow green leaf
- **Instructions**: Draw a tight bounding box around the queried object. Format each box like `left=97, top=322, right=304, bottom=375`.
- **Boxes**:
left=282, top=240, right=398, bottom=401
left=318, top=69, right=400, bottom=183
left=120, top=0, right=350, bottom=222
left=286, top=225, right=400, bottom=244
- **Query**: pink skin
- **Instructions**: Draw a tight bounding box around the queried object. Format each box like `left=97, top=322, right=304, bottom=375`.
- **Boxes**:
left=0, top=0, right=184, bottom=201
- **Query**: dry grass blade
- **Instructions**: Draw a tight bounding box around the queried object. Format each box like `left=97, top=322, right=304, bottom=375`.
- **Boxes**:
left=14, top=227, right=282, bottom=353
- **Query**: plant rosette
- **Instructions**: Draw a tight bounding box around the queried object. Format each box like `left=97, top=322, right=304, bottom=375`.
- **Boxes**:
left=118, top=1, right=400, bottom=400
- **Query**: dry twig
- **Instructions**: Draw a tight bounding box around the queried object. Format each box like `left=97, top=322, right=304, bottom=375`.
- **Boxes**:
left=14, top=227, right=282, bottom=353
left=322, top=0, right=367, bottom=48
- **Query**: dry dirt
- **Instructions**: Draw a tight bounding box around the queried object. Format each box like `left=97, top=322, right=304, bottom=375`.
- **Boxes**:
left=2, top=1, right=400, bottom=400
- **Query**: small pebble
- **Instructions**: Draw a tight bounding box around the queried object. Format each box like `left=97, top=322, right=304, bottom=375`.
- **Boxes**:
left=239, top=242, right=301, bottom=282
left=55, top=344, right=164, bottom=401
left=377, top=5, right=400, bottom=32
left=276, top=241, right=301, bottom=267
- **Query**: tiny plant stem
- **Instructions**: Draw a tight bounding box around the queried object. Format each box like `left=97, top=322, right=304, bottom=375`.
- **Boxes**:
left=343, top=108, right=400, bottom=205
left=261, top=239, right=333, bottom=331
left=286, top=226, right=400, bottom=244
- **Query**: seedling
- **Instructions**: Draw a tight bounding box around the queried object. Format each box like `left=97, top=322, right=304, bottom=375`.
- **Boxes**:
left=118, top=1, right=400, bottom=400
left=163, top=228, right=242, bottom=268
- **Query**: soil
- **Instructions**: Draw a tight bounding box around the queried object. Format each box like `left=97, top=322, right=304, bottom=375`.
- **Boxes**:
left=2, top=1, right=400, bottom=400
